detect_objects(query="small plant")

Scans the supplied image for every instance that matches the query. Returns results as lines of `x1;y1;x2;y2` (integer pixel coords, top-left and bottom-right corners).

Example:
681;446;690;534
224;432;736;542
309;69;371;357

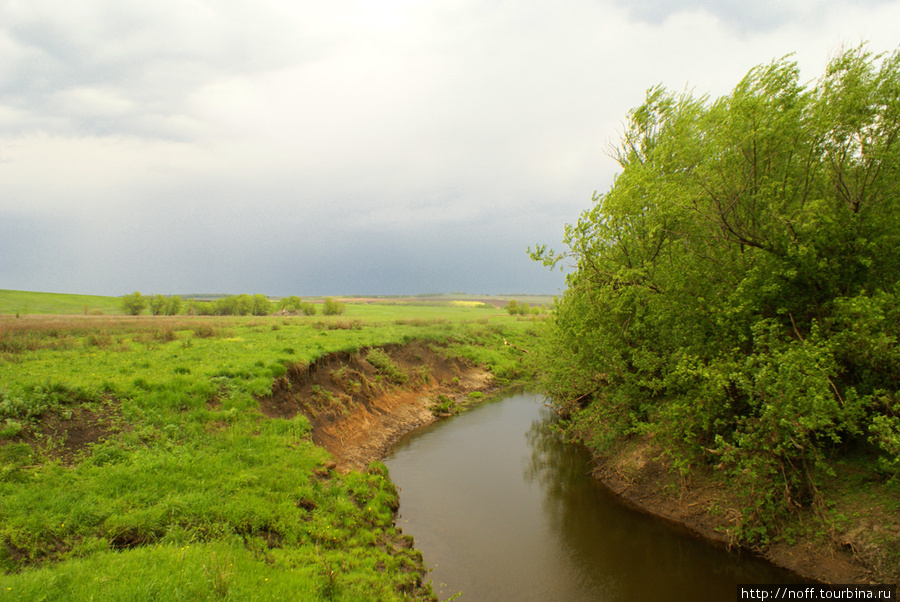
193;324;217;338
431;394;457;416
365;349;408;385
0;419;24;439
202;553;234;599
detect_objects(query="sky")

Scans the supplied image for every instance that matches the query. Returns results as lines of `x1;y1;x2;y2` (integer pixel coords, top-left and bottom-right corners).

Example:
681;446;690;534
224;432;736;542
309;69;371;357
1;1;899;297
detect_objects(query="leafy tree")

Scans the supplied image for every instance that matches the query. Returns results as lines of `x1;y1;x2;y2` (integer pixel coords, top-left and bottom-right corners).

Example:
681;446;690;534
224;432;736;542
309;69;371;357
149;294;167;316
504;300;531;315
533;45;900;540
121;291;147;316
278;296;303;312
323;297;346;316
164;296;183;316
252;294;272;316
234;294;253;316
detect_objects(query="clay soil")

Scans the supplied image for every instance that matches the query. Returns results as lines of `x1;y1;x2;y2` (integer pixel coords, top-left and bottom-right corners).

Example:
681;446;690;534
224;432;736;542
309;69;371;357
258;340;496;471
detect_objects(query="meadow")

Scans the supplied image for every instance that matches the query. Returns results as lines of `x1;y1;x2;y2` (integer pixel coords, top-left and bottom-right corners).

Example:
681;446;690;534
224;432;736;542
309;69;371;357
0;292;545;600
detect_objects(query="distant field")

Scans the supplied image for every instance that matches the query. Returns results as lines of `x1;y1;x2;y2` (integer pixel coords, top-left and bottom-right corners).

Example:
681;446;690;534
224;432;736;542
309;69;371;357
0;290;557;316
0;290;126;316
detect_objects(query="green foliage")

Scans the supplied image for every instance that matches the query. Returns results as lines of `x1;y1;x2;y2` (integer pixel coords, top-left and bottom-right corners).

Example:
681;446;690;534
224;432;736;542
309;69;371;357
277;296;317;316
148;294;165;316
366;348;408;385
323;298;346;316
504;299;529;315
535;45;900;542
252;294;272;316
121;291;147;316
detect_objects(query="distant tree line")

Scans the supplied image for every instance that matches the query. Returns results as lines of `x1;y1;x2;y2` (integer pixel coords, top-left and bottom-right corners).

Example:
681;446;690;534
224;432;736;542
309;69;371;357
504;299;545;316
119;292;343;316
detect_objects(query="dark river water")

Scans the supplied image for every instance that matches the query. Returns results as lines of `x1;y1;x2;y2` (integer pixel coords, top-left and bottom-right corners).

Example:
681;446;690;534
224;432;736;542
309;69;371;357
383;391;806;601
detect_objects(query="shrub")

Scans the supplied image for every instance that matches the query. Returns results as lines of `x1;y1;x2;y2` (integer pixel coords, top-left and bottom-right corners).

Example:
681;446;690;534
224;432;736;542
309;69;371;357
365;348;408;385
164;296;183;316
149;294;167;316
252;294;272;316
323;298;346;316
121;291;146;316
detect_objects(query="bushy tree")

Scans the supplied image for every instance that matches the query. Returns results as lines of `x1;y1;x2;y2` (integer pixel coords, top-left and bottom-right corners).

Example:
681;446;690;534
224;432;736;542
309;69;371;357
149;294;167;316
278;296;303;312
533;46;900;539
504;300;531;315
164;296;183;316
121;291;147;316
252;294;272;316
322;297;346;316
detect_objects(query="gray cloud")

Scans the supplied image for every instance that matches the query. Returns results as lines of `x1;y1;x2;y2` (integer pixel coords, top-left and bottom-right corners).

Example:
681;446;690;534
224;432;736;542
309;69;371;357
2;0;900;296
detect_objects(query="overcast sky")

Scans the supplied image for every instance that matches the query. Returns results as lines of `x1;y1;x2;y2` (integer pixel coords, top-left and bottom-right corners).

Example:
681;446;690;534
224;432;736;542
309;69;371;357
1;0;898;297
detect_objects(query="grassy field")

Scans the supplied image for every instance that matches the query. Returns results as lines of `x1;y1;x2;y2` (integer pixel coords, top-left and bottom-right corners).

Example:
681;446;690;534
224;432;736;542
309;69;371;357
0;290;127;316
0;290;556;317
0;295;546;600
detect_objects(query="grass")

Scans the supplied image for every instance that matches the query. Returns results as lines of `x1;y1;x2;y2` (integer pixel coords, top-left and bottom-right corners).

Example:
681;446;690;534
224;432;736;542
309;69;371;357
0;295;546;599
0;290;126;316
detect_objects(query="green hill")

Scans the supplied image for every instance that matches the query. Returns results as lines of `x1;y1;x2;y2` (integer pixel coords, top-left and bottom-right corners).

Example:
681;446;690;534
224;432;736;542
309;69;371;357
0;290;125;315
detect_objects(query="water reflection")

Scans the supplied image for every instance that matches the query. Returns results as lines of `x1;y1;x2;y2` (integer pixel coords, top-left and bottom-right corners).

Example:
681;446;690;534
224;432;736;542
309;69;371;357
523;399;806;600
386;392;805;601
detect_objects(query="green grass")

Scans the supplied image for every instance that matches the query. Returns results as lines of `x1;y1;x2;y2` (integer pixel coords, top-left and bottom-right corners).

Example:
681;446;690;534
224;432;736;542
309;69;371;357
0;301;546;599
0;290;126;316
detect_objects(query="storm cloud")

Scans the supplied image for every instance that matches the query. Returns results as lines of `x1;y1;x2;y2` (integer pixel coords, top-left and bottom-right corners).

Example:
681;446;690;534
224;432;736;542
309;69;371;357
2;0;899;296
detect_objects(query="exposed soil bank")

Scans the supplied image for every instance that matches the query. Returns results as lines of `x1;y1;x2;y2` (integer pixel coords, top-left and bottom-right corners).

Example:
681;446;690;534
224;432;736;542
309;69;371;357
258;340;495;471
591;436;894;585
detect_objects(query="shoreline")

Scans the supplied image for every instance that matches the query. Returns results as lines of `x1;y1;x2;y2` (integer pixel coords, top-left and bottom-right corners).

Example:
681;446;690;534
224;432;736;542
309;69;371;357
268;346;889;586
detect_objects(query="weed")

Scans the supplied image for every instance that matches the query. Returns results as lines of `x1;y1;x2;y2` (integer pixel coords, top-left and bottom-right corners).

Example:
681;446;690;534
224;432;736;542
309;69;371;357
365;349;408;385
193;324;218;338
431;394;457;416
0;418;23;438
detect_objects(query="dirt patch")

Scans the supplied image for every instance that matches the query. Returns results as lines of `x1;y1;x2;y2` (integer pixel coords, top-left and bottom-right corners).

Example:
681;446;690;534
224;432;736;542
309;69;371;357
258;341;496;470
2;402;123;464
592;436;878;584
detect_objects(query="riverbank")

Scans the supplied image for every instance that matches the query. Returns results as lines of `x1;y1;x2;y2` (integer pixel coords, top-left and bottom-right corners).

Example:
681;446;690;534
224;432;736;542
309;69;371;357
297;346;896;586
258;340;498;471
589;434;898;585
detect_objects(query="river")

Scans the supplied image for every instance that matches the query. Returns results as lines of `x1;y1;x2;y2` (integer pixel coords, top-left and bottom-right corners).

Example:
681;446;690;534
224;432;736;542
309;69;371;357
383;391;807;601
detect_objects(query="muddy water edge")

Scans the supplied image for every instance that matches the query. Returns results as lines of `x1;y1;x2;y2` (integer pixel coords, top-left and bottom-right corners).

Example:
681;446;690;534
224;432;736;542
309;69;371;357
384;391;808;601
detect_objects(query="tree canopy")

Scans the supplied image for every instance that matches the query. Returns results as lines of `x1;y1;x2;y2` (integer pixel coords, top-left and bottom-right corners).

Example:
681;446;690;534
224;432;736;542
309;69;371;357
533;46;900;539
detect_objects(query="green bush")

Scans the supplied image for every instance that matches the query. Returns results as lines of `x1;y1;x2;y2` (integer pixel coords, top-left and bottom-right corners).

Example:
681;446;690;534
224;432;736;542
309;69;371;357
322;298;346;316
121;291;146;316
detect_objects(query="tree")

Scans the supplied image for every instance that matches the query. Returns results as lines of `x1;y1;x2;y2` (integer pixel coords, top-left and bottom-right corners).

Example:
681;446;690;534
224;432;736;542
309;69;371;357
252;294;272;316
533;45;900;540
164;296;183;316
278;296;303;312
121;291;147;316
322;297;346;316
149;294;167;316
